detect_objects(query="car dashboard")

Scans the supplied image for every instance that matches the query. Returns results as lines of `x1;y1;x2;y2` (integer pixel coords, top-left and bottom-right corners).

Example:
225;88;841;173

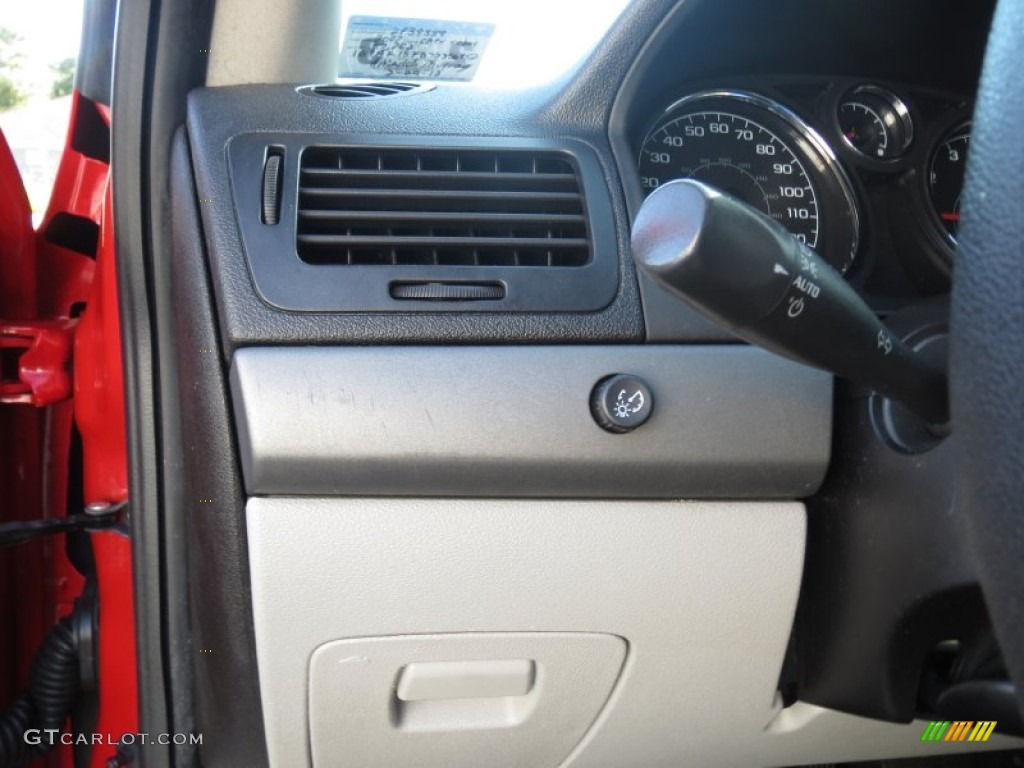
629;77;971;298
157;0;1023;766
610;0;991;339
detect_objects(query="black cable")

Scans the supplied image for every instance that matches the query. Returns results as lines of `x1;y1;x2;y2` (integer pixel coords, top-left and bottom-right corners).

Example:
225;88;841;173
0;618;80;767
0;694;33;767
29;619;79;733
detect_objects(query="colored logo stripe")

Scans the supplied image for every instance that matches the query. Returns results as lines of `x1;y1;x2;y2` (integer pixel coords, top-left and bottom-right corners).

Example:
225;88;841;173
921;721;997;742
969;721;998;742
945;721;973;741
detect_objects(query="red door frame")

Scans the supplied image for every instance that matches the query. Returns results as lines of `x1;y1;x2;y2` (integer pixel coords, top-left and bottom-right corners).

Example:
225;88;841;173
1;80;137;768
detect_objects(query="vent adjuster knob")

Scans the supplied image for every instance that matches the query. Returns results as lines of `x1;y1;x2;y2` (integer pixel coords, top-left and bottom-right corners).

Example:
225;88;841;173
262;152;283;225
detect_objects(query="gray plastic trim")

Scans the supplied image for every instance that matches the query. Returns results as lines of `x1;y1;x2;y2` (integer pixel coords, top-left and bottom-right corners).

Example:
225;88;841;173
247;498;808;767
207;0;340;86
230;345;833;498
309;633;626;768
248;498;1022;767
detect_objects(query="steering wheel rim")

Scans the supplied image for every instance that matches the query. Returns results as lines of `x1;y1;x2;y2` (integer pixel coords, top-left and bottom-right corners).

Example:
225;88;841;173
950;0;1024;719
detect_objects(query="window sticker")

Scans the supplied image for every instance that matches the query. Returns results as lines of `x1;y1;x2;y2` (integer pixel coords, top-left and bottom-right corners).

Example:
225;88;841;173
339;16;495;82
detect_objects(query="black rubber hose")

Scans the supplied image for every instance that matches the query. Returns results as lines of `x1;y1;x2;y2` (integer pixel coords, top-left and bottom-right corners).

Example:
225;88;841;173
28;619;79;732
0;694;34;767
0;618;80;767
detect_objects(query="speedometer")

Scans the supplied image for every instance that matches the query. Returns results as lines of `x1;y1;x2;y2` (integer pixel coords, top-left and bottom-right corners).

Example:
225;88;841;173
642;111;821;247
638;91;860;274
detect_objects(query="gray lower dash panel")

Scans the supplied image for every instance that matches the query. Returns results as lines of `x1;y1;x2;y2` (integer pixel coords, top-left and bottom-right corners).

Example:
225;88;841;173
230;345;832;498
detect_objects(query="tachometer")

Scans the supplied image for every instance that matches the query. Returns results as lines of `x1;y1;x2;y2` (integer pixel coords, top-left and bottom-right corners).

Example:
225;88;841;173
638;91;860;274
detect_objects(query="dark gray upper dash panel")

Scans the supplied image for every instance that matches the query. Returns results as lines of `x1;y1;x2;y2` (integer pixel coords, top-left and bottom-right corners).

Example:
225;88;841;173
186;85;645;351
182;0;731;353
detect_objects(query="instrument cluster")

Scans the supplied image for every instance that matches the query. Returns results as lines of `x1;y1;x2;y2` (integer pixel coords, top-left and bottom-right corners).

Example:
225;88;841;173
635;78;973;299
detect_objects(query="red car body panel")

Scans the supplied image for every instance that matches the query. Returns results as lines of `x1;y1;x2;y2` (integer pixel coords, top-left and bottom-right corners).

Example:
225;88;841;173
0;91;135;767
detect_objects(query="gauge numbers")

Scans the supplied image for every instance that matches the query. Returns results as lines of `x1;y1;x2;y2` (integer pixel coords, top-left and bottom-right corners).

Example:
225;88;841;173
638;91;859;274
640;112;821;249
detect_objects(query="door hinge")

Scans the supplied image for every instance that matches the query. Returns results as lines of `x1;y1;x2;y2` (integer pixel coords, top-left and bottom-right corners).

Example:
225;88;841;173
0;319;75;406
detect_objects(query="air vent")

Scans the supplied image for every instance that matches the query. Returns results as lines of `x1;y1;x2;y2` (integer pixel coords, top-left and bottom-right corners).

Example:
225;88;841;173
304;82;427;99
296;147;591;268
228;133;617;312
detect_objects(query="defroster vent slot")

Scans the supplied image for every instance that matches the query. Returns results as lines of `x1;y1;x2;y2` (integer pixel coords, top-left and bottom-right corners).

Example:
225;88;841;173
296;147;592;268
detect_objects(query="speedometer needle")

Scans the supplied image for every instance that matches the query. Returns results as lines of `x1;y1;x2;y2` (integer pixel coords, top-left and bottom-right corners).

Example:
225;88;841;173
941;212;960;222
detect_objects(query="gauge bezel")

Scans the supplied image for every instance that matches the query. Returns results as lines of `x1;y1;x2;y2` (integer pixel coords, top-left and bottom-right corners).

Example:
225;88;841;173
924;119;971;249
836;84;914;162
888;109;972;287
638;89;861;274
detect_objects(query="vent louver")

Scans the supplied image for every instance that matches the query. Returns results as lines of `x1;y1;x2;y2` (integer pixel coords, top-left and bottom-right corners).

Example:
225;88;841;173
306;82;426;99
296;147;592;267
